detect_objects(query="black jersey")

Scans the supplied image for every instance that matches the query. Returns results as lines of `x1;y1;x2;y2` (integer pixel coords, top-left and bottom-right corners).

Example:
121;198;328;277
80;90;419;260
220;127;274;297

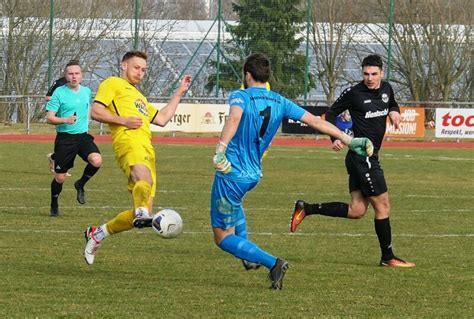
46;77;67;97
326;81;400;152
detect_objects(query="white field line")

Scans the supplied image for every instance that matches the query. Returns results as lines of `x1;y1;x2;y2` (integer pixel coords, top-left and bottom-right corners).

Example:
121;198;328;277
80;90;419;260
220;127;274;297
0;187;472;199
269;148;474;162
0;205;472;213
405;194;473;199
96;151;473;162
0;228;471;238
33;148;471;161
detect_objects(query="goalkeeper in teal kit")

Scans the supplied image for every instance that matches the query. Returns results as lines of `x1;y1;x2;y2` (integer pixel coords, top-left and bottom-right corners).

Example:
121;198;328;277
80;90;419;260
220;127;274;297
210;53;374;289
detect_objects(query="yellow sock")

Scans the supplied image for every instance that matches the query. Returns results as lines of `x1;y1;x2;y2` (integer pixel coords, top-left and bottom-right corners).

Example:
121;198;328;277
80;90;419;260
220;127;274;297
132;180;152;210
106;209;134;234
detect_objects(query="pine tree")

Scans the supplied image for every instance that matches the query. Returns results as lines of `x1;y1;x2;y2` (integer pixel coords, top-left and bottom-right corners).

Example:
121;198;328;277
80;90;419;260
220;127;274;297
207;0;313;99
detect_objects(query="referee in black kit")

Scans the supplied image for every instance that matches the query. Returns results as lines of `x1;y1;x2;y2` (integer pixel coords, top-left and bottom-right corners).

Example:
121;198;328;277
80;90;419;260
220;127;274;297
290;54;415;268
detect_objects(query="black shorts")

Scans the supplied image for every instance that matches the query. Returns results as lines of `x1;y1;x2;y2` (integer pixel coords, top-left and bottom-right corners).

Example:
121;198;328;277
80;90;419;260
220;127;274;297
53;133;100;173
345;151;387;197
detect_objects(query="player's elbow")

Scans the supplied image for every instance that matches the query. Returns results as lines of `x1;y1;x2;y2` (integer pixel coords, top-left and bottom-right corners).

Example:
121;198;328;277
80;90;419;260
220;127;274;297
305;115;324;131
229;116;241;127
45;114;55;124
90;108;101;122
153;117;167;127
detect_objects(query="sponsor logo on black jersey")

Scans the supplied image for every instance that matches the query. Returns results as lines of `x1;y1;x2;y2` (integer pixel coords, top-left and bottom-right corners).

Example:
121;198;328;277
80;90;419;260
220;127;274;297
365;109;388;118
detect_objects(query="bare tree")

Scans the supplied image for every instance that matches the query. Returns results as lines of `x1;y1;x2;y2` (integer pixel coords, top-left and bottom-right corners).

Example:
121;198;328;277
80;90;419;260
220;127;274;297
102;1;180;97
363;0;472;102
208;0;238;20
0;0;130;121
173;0;209;20
310;0;360;103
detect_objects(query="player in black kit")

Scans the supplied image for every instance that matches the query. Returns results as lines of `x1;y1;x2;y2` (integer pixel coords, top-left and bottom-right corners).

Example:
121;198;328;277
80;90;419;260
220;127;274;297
290;54;415;268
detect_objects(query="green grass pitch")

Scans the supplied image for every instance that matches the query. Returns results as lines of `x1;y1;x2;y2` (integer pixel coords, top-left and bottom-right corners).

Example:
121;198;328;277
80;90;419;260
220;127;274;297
0;141;472;317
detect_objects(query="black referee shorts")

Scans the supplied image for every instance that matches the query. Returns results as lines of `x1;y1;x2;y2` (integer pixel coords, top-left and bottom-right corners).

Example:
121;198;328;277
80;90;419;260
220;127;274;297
345;151;388;197
53;133;100;173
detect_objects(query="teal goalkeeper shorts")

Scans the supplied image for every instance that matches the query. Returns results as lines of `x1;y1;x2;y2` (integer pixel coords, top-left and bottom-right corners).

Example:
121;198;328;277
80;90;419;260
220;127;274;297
210;174;258;230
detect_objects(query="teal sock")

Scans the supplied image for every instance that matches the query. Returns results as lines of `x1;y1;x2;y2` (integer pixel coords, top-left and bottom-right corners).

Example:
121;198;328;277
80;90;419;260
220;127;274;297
235;218;247;239
219;234;277;269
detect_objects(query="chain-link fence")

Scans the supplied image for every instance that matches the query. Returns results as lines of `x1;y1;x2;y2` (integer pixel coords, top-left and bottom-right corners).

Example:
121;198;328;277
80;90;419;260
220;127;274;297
0;95;472;137
1;0;472;124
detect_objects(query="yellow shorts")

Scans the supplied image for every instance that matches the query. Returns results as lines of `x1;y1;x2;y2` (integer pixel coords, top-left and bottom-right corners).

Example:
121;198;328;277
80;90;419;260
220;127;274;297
113;136;156;196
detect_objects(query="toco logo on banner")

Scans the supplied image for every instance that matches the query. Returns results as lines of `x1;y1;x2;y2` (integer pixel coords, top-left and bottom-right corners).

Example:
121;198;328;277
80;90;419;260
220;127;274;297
435;108;474;138
385;107;425;137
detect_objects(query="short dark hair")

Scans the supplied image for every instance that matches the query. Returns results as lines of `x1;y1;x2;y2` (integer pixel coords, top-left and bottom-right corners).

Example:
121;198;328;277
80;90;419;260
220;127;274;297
122;51;148;62
361;54;383;69
65;59;81;70
243;53;271;83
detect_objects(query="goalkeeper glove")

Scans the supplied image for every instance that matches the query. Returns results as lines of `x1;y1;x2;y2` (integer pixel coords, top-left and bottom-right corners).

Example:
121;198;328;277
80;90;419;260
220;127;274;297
340;134;374;157
213;141;232;174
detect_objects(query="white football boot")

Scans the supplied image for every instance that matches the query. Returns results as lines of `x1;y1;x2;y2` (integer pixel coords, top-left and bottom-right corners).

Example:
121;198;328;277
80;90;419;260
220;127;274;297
84;226;101;265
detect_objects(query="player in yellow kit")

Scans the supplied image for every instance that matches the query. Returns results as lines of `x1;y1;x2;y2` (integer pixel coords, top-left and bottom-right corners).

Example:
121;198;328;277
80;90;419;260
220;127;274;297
83;51;191;265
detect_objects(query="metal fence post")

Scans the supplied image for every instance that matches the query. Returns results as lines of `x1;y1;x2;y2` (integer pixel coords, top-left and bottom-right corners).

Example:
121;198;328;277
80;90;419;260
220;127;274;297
386;0;394;81
304;0;312;105
133;0;140;50
48;0;55;88
26;96;31;134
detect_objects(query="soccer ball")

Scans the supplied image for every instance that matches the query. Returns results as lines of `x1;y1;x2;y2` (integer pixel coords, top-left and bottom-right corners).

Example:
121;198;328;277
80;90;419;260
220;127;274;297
151;209;183;239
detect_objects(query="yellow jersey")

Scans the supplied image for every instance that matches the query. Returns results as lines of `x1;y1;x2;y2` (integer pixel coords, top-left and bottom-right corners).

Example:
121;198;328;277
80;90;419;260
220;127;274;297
94;76;158;143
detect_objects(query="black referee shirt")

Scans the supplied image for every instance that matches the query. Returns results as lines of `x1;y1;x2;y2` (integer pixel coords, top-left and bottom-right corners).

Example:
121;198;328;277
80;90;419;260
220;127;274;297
325;81;400;152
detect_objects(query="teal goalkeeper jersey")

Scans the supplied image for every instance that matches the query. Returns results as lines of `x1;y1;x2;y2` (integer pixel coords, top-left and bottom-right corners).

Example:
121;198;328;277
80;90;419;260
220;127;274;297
220;87;306;183
46;85;92;134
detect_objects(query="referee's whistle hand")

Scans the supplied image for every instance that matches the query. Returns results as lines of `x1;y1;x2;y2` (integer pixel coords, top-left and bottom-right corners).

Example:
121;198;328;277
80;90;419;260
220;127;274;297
65;115;77;124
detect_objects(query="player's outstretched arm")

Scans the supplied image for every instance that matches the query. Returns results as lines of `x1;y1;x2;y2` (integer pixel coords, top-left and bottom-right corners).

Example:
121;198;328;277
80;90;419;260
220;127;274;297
300;111;373;157
91;102;142;128
153;75;192;127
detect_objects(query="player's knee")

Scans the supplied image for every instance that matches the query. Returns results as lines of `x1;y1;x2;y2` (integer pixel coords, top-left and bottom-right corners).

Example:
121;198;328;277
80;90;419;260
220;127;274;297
375;203;391;219
213;232;224;246
131;166;153;185
348;204;367;219
372;196;391;218
54;174;66;184
89;153;102;168
213;227;231;247
136;179;153;190
351;211;366;219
